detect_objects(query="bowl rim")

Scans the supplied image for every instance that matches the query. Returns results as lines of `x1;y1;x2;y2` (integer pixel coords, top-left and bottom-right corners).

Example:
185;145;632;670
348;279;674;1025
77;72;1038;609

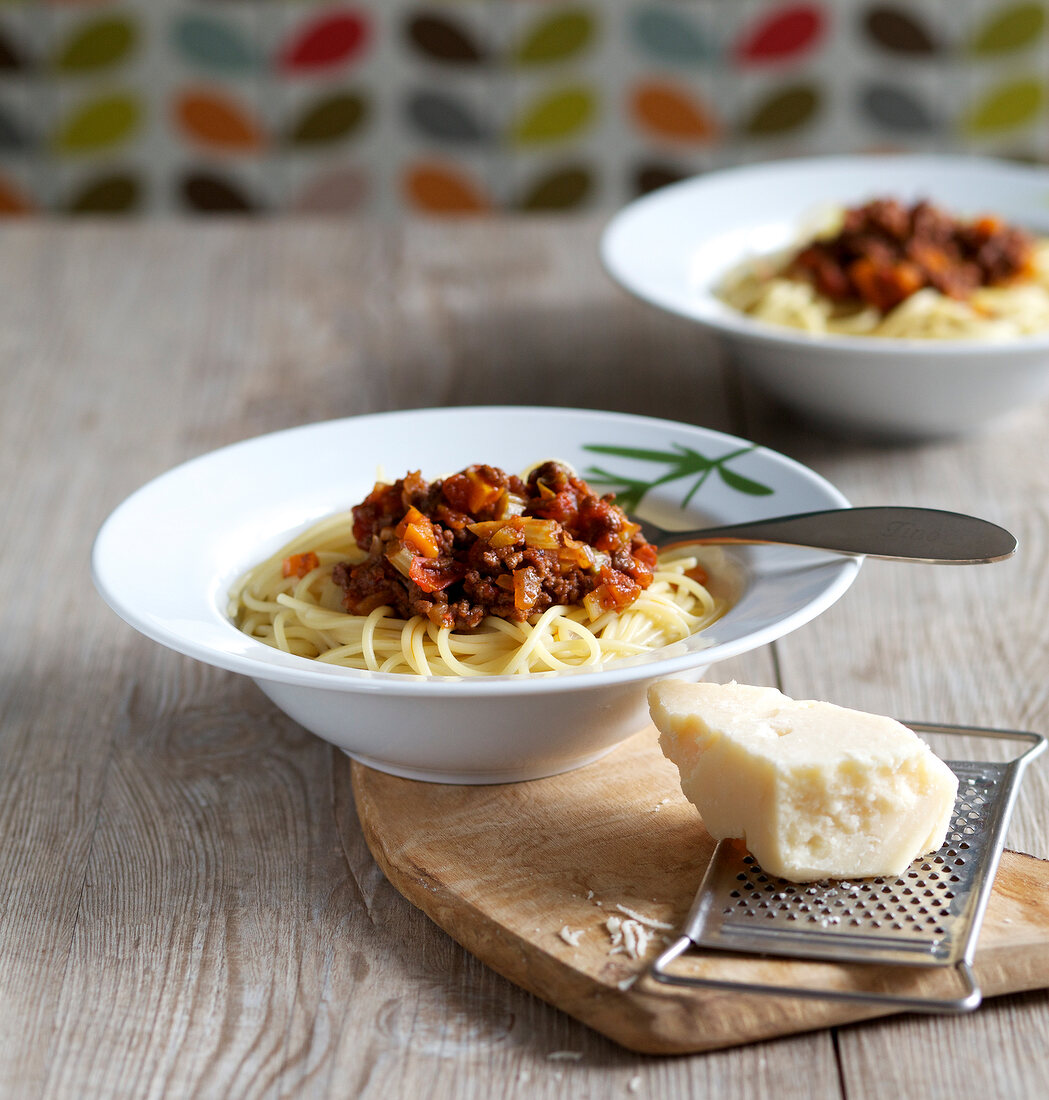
601;152;1049;357
91;406;860;698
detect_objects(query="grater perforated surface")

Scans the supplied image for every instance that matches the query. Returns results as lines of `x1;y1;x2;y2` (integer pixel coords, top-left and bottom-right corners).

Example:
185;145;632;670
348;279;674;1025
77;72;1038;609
687;762;1001;967
649;723;1046;1012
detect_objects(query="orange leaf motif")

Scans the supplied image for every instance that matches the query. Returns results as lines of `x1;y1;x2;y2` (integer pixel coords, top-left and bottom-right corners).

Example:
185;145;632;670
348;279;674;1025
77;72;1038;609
631;81;717;141
404;163;490;213
0;175;32;214
175;89;264;151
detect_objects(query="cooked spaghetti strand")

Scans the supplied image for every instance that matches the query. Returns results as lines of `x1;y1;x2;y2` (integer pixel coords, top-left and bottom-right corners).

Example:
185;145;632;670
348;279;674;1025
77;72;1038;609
230;515;725;676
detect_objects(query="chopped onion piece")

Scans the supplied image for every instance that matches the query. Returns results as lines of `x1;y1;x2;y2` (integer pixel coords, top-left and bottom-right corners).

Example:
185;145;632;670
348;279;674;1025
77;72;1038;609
385;543;415;578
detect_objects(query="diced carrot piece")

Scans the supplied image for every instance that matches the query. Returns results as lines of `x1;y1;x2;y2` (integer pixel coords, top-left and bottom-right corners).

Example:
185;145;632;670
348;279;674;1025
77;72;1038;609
396;506;440;557
282;551;319;578
972;215;1001;238
513;567;541;611
465;468;503;513
402;521;440;558
850;257;922;311
395;505;425;538
909;242;950;274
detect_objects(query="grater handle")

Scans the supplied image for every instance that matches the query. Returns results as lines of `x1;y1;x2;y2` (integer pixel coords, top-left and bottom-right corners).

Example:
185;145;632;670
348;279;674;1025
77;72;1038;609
647;941;982;1014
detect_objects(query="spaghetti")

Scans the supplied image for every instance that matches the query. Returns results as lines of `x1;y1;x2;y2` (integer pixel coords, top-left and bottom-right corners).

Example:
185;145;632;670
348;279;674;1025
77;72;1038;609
718;198;1049;340
229;463;726;677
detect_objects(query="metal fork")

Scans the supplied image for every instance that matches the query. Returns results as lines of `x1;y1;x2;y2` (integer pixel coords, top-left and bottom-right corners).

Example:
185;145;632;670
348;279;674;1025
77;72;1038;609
635;506;1016;564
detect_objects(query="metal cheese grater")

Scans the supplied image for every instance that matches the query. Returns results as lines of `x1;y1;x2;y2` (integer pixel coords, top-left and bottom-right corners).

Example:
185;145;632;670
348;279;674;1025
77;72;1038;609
649;722;1046;1013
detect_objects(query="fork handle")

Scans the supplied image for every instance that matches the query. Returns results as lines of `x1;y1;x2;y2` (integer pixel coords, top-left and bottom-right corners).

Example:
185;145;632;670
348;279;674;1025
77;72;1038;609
655;507;1016;564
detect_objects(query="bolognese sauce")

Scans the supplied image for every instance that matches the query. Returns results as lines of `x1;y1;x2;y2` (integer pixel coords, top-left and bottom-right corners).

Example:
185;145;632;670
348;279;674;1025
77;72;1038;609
788;198;1034;313
332;461;658;630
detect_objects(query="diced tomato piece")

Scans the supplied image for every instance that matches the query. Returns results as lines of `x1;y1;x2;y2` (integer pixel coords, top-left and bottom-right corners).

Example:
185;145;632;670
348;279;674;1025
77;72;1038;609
687;563;709;587
531;489;578;525
408;556;465;593
594;566;641;611
282;551;319;578
439;472;472;513
633;542;658;570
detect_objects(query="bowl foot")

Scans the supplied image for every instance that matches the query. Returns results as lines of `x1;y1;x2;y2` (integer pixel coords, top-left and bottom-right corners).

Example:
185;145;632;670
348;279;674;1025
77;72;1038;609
342;743;621;785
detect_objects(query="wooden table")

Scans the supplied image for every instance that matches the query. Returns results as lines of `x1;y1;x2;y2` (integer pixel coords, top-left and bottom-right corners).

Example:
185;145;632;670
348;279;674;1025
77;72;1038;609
2;219;1047;1098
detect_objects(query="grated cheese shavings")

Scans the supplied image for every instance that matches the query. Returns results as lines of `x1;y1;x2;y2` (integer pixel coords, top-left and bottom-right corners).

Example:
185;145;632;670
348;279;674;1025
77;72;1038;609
614;903;673;931
605;915;652;959
559;925;584;947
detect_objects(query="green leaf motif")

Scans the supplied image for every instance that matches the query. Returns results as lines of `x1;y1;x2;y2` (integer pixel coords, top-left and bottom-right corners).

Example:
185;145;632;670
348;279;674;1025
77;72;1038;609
584;445;699;466
288;92;368;146
581;471;652;513
68;172;142;214
964;78;1044;134
512;86;596;145
55;16;137;73
514;10;595;65
969;3;1045;56
55;93;141;153
717;467;775;497
583;442;773;512
517;165;592;211
745;84;820;136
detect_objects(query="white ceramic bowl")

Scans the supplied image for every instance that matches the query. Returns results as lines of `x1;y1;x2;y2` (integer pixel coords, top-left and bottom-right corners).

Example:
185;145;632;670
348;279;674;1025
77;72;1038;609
92;407;858;783
602;155;1049;438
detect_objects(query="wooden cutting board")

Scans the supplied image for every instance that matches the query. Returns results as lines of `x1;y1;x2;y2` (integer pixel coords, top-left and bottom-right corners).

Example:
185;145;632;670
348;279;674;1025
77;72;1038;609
345;727;1049;1054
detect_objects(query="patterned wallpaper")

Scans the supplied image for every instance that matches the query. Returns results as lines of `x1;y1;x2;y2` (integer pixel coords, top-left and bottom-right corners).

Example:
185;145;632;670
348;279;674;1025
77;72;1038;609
0;1;1047;216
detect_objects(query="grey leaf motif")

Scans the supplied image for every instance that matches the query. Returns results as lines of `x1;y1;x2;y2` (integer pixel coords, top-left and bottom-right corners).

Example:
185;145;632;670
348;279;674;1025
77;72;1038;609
405;88;490;145
860;84;938;133
0;105;33;150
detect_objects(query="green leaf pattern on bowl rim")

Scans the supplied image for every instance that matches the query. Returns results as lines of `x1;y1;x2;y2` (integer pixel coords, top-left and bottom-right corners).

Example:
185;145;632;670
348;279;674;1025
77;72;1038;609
583;442;774;513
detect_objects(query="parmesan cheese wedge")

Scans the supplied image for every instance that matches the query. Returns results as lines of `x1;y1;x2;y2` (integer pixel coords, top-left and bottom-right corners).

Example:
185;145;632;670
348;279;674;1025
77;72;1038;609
648;680;958;882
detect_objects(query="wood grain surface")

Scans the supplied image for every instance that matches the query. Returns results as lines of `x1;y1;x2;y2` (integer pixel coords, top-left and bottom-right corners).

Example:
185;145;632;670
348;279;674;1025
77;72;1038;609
350;727;1049;1054
2;220;1047;1099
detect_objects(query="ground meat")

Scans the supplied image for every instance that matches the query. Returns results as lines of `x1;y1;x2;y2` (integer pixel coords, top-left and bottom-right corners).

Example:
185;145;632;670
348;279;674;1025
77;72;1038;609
788;198;1034;313
333;462;657;631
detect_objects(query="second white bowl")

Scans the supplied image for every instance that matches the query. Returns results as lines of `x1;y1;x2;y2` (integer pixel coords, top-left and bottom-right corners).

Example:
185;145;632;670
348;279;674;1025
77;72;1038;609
602;155;1049;438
